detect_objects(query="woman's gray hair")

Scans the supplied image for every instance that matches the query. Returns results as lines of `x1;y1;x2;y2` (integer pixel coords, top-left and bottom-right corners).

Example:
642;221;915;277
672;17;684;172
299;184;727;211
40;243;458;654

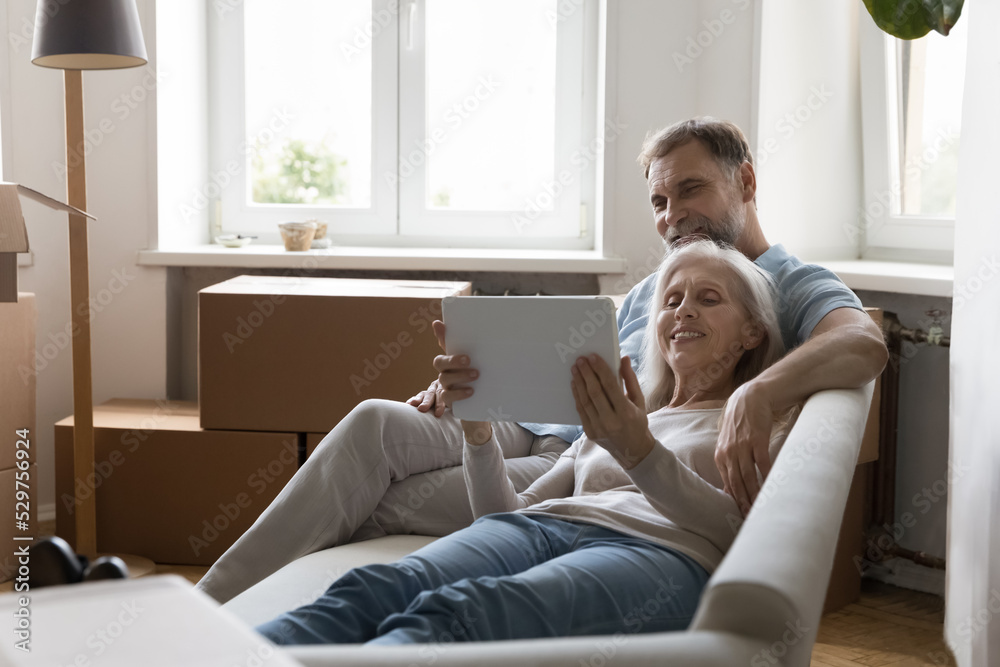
638;239;785;411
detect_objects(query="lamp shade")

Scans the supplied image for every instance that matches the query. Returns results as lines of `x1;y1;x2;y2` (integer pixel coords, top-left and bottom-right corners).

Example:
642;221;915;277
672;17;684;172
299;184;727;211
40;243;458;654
31;0;147;70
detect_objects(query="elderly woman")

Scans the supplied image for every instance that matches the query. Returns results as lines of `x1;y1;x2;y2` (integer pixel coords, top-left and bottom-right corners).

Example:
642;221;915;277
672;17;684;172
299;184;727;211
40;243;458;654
254;239;788;646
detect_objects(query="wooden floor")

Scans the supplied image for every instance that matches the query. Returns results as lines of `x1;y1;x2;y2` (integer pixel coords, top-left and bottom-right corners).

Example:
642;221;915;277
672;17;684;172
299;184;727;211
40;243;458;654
8;521;955;664
811;579;954;666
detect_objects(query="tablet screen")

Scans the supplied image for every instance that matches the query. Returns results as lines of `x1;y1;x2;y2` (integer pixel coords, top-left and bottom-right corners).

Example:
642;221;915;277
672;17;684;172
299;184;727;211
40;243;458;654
443;296;621;425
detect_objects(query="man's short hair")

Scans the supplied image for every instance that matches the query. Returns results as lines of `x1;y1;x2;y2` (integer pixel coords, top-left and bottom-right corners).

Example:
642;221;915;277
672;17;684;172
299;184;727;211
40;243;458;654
637;117;753;179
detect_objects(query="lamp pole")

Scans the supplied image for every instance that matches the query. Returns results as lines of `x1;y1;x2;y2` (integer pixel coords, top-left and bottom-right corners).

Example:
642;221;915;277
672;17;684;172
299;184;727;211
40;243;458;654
63;68;98;558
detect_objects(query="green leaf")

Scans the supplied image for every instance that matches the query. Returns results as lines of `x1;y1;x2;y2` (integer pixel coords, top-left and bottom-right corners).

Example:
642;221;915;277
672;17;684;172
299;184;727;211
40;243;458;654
863;0;965;40
920;0;964;36
863;0;932;40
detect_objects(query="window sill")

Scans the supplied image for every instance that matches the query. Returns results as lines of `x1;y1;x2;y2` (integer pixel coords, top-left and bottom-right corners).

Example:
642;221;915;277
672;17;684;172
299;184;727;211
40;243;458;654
810;259;953;298
137;244;627;274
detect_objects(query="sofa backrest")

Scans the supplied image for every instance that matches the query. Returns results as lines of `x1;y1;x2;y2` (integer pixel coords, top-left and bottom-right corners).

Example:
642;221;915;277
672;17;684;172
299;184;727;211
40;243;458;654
689;384;874;667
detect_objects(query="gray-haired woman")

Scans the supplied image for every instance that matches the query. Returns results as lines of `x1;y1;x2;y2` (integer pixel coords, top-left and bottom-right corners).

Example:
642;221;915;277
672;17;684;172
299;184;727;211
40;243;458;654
256;239;788;646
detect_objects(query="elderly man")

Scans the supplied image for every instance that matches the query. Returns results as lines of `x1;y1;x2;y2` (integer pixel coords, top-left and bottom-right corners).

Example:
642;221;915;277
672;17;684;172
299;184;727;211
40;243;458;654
197;117;887;604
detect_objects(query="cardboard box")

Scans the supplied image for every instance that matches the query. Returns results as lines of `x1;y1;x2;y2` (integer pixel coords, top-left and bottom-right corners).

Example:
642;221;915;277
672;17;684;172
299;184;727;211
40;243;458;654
0;294;36;470
818;307;883;611
0;464;37;584
199;276;470;433
305;432;325;459
0;183;94;302
55;399;298;566
823;462;868;612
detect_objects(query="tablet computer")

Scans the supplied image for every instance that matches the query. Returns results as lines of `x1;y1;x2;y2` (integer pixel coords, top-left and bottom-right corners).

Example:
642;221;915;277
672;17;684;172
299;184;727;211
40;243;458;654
442;296;621;425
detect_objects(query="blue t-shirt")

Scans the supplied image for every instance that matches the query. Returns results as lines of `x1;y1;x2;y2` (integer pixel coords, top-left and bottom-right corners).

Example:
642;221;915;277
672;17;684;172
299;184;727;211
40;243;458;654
519;244;863;442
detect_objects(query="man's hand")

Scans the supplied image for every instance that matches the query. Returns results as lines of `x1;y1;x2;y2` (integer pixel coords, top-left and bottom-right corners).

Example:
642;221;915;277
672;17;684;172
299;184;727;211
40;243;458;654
406;378;448;416
416;320;491;444
571;354;655;469
715;307;888;517
715;381;775;517
405;319;475;418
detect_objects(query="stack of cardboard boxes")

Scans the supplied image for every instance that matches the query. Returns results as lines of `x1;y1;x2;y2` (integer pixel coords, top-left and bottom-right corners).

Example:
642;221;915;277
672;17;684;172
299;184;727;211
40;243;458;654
1;294;38;584
54;277;469;566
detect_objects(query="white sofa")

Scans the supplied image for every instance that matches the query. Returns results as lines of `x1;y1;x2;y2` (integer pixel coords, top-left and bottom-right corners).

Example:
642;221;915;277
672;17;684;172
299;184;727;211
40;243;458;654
223;384;873;667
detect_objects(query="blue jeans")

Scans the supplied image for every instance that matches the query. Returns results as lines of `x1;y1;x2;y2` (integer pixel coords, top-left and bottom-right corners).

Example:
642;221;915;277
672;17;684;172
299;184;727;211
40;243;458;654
254;513;710;645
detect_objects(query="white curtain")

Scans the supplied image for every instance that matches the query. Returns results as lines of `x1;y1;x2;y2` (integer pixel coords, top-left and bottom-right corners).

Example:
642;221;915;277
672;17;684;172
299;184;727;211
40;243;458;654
946;1;1000;665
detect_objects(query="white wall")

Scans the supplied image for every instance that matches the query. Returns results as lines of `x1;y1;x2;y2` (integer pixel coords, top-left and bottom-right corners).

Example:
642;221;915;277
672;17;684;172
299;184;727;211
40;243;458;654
755;0;863;260
601;0;757;294
6;0;166;515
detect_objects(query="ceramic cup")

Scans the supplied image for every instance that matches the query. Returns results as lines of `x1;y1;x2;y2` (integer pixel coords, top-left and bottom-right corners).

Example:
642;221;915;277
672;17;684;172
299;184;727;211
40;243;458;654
306;219;328;240
278;221;317;251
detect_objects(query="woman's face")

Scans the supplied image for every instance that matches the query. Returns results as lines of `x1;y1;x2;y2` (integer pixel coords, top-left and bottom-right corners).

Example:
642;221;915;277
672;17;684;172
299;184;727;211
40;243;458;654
654;258;759;381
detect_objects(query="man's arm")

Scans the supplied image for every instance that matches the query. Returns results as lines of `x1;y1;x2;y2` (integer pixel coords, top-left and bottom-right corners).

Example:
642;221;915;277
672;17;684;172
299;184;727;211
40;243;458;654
716;307;888;515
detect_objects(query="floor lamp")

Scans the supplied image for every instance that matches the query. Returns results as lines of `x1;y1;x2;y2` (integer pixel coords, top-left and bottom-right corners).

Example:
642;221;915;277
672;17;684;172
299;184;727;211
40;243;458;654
31;0;152;572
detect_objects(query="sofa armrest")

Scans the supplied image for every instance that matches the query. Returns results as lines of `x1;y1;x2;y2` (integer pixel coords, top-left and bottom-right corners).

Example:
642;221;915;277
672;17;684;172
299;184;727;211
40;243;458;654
689;383;875;667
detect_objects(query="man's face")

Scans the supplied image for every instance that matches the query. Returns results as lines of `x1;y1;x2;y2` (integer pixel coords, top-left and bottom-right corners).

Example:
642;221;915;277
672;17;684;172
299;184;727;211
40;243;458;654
647;140;746;246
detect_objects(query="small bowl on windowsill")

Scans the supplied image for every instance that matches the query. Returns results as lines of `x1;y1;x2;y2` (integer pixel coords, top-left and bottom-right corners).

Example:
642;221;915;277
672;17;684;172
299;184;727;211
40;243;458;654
278;221;317;251
215;234;256;248
304;219;331;249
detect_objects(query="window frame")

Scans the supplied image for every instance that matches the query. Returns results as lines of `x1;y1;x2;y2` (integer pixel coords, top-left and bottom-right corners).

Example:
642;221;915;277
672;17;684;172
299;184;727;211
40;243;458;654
858;13;957;262
209;0;399;241
397;0;591;246
207;0;598;250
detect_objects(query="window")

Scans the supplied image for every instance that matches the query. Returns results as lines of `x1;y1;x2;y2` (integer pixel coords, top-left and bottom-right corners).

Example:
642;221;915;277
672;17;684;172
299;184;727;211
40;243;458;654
859;9;968;261
209;0;599;249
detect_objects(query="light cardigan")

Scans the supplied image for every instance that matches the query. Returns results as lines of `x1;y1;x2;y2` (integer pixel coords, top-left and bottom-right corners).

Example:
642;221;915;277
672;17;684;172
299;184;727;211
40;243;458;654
463;407;787;574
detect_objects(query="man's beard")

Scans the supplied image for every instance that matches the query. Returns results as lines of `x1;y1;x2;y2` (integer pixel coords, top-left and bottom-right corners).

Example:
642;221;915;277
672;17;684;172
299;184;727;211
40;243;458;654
665;207;743;248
